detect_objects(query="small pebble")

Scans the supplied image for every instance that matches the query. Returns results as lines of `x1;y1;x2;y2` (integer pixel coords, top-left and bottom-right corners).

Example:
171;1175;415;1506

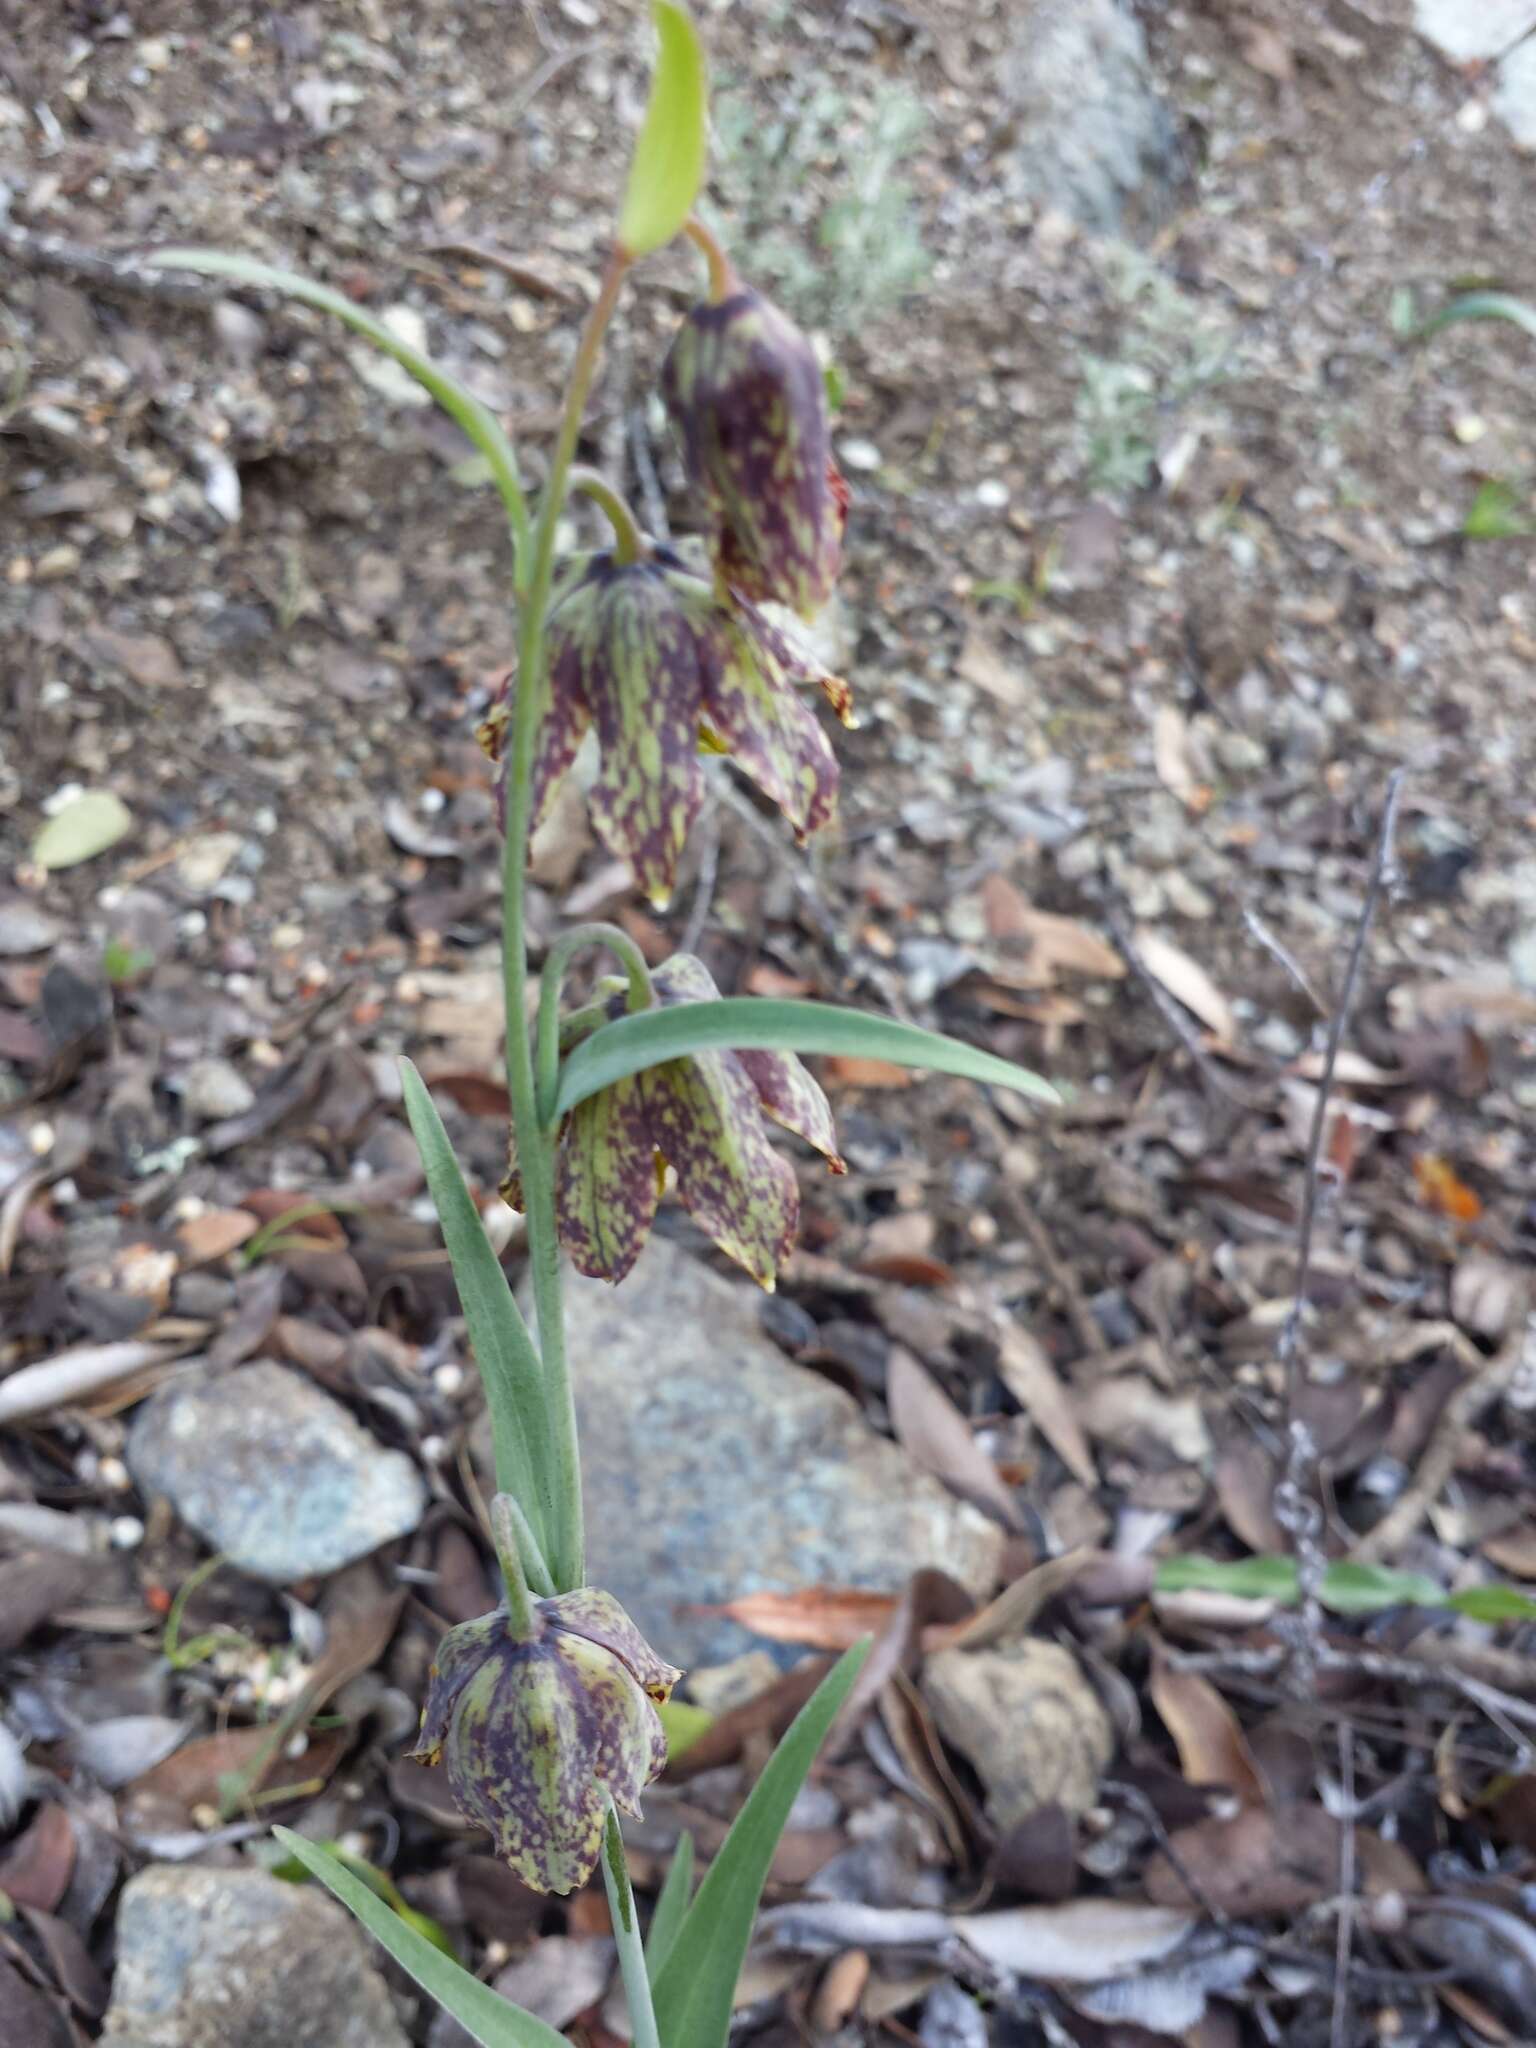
98;1456;131;1492
432;1362;464;1398
109;1515;145;1550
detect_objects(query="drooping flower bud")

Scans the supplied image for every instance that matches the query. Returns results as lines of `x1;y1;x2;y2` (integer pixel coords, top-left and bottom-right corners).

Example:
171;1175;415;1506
544;951;845;1289
662;285;846;619
408;1588;681;1895
477;546;848;907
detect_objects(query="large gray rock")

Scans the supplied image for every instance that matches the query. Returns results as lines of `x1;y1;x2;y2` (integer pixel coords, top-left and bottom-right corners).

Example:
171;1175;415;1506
997;0;1180;236
1414;0;1536;64
127;1359;425;1583
100;1865;409;2048
538;1238;1002;1667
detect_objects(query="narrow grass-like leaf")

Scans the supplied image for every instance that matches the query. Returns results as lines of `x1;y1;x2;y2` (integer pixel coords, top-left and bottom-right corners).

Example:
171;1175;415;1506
1448;1582;1536;1623
651;1640;869;2048
645;1830;694;1977
1417;290;1536;344
1156;1553;1536;1622
617;3;707;259
553;998;1058;1121
1155;1554;1302;1604
1464;478;1534;540
147;250;529;561
271;1830;565;2048
400;1059;551;1563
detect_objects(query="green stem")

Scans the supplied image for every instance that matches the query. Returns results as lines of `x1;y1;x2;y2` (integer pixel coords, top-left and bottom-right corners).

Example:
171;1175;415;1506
536;922;655;1122
489;1495;541;1638
683;215;735;302
503;246;630;1595
568;466;647;563
489;1488;555;1599
602;1804;661;2048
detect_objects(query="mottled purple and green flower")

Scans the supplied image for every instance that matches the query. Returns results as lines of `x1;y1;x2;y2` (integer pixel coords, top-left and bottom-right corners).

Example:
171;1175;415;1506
511;952;845;1289
478;546;848;907
408;1587;680;1896
663;281;847;620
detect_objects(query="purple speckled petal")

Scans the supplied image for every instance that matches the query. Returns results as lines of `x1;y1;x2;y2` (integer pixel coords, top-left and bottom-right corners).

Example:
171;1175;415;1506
576;560;709;906
699;599;841;842
556;1076;660;1284
544;1588;683;1702
650;950;722;1006
406;1609;510;1766
639;1049;799;1290
735;1047;844;1171
662;288;842;619
442;1640;595;1893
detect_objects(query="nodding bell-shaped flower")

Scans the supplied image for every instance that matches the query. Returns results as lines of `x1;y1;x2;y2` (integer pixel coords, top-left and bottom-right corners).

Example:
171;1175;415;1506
515;951;846;1290
408;1588;681;1896
478;545;849;908
662;281;847;620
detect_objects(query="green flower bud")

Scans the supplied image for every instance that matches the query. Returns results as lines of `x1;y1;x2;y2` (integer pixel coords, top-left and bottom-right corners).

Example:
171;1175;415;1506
549;951;846;1289
662;285;846;619
478;545;849;907
408;1589;681;1896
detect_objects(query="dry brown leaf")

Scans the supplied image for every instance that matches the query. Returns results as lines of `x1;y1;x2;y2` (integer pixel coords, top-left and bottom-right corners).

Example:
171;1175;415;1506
666;1657;834;1781
128;1724;352;1811
1149;1646;1268;1805
1133;929;1237;1043
955;1898;1198;1980
981;878;1124;982
1238;18;1295;82
956;630;1029;707
811;1951;871;2035
681;1586;898;1651
1145;1803;1423;1917
175;1209;259;1266
421;1070;512;1118
1152;703;1210;812
993;1322;1098;1488
0;1801;75;1913
934;1549;1113;1653
1481;1523;1536;1580
887;1347;1025;1531
1212;1436;1285;1554
820;1055;914;1090
1400;978;1536;1032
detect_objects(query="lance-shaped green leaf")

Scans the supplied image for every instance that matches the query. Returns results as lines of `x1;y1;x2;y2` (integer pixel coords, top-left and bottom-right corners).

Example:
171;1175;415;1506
399;1060;550;1565
551;954;845;1288
491;547;844;906
617;3;708;260
1155;1553;1536;1623
652;1640;869;2048
408;1589;680;1896
147;250;529;562
1415;290;1536;345
646;1830;695;1976
554;995;1060;1120
271;1829;566;2048
664;282;846;619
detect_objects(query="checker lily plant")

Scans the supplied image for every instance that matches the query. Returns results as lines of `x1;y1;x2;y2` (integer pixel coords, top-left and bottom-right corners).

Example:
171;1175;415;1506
156;11;1054;2045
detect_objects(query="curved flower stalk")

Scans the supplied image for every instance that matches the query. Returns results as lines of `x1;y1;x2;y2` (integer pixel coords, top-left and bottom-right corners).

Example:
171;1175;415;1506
478;544;849;907
512;952;846;1288
409;1586;681;1896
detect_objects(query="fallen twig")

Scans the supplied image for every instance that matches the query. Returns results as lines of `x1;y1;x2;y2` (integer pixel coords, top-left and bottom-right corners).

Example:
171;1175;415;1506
1351;1302;1530;1564
1279;769;1405;1380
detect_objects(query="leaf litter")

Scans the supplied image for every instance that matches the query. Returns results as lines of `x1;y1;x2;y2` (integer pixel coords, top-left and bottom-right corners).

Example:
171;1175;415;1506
4;2;1536;2041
